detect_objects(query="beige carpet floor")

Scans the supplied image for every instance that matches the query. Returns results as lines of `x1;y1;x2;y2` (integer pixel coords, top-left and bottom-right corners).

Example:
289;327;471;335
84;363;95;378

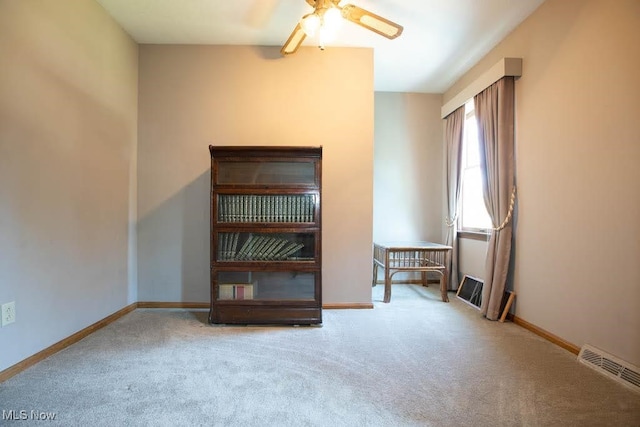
1;284;639;426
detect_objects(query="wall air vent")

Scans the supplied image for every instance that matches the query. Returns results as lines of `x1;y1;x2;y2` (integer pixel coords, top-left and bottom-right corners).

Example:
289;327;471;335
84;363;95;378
578;344;640;393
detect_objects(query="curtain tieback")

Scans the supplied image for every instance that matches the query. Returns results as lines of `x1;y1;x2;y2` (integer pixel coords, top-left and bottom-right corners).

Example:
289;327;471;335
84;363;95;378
445;214;458;227
492;186;517;231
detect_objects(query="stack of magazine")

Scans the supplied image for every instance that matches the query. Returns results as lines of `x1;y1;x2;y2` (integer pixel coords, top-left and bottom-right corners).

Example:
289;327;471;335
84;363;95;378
218;233;305;261
218;194;315;223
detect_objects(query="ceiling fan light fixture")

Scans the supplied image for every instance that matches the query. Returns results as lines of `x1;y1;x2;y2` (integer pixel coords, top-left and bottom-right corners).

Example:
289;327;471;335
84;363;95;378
300;13;321;36
317;25;335;49
323;7;342;31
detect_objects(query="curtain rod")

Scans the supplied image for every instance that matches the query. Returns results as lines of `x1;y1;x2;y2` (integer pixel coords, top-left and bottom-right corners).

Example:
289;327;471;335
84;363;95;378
441;57;522;119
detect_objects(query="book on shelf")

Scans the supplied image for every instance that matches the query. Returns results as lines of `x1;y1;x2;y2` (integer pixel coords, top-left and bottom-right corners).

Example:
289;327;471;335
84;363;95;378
250;195;256;222
280;242;305;259
262;196;274;222
283;196;288;222
265;239;288;260
218;233;224;259
309;195;314;221
218;282;257;300
244;235;264;260
257;237;278;260
282;195;287;222
218;196;225;221
296;195;301;222
226;233;233;259
230;232;239;259
219;195;228;222
260;196;266;222
222;195;229;222
243;195;248;222
252;236;271;260
301;195;306;222
236;234;254;259
272;196;279;222
270;241;304;260
227;195;234;222
218;233;228;260
302;195;307;222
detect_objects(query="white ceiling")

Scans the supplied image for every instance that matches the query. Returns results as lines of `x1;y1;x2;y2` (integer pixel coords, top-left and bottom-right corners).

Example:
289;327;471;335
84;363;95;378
95;0;545;93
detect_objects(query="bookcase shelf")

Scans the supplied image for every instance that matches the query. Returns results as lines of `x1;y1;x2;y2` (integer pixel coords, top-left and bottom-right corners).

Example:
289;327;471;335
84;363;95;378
209;146;322;325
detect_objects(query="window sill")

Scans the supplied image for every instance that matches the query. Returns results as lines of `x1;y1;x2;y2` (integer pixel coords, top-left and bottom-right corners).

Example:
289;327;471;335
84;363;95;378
458;230;490;241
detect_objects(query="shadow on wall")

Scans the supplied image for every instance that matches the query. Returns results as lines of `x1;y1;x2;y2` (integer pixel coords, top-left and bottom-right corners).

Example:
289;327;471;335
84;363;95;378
137;170;210;303
250;45;283;61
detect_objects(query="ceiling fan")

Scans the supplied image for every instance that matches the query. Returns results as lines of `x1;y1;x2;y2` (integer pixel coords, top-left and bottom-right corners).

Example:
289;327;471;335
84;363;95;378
281;0;403;55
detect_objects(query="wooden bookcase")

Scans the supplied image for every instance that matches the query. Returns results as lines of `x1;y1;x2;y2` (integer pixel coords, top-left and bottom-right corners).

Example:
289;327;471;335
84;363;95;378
208;146;322;325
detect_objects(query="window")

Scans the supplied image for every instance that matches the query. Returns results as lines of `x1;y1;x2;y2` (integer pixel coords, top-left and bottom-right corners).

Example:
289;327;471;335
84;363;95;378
459;101;492;233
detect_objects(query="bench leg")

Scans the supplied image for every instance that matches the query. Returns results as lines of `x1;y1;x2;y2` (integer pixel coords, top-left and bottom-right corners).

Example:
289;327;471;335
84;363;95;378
383;268;391;303
440;273;449;302
372;263;378;287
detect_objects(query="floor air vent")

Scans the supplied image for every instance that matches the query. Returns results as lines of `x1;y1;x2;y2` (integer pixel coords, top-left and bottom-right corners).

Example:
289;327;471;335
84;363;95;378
578;344;640;393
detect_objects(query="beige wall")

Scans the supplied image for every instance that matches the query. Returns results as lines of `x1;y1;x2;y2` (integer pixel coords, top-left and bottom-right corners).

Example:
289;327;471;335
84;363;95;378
458;238;488;282
444;0;640;366
137;45;374;304
0;0;138;371
373;92;444;243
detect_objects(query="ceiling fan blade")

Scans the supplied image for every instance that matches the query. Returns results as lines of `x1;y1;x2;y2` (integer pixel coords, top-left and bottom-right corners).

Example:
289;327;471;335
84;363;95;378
341;4;403;39
281;22;307;55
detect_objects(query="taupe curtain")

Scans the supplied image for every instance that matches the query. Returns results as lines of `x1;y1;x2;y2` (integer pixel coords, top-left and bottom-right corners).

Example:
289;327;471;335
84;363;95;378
474;77;516;320
444;106;465;290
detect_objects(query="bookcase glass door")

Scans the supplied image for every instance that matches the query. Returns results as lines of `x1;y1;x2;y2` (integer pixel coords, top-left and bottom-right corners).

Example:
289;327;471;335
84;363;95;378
216;271;316;301
216;232;315;262
217;161;316;185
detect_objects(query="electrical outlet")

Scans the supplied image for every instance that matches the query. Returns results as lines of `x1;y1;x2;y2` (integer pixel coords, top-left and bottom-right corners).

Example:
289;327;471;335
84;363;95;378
1;301;15;326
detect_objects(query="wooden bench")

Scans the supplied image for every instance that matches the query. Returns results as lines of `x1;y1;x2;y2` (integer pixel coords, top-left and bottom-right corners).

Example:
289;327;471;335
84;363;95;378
372;241;452;303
